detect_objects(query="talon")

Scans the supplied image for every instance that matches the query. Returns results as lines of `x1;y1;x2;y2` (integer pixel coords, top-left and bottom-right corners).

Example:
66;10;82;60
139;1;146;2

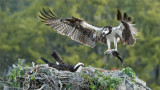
104;49;112;55
112;50;124;65
112;49;117;52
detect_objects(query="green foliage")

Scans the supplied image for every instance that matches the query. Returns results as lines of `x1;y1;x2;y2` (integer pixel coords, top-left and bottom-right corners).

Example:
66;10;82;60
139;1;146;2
65;83;72;90
81;70;123;90
0;0;160;89
30;74;36;80
7;59;29;88
81;73;96;90
7;59;23;87
122;67;136;83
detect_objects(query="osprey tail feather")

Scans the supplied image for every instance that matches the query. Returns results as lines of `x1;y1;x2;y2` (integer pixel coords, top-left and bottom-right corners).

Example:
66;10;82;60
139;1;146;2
41;57;50;64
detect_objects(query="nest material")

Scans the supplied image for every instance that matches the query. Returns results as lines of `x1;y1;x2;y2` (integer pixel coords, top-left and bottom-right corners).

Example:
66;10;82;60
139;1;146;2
4;64;150;90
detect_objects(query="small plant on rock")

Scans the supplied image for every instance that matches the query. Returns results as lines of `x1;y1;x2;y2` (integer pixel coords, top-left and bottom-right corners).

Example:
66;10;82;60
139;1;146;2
81;70;124;90
122;67;136;83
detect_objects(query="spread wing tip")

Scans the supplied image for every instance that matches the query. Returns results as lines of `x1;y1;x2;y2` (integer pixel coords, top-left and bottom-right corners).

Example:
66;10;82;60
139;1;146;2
39;8;57;20
117;9;136;24
117;9;122;21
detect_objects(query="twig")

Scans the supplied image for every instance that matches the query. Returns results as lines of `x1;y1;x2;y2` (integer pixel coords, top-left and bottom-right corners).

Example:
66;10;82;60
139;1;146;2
35;84;46;90
58;80;63;90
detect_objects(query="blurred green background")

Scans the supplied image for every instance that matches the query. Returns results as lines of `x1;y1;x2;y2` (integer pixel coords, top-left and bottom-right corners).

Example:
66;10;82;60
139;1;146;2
0;0;160;89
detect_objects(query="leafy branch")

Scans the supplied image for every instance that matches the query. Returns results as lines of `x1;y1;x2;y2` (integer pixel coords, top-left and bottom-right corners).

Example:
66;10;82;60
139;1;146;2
7;59;30;88
81;70;124;90
122;67;136;83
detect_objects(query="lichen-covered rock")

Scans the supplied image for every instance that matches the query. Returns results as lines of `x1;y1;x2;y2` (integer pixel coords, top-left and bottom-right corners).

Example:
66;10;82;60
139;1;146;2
4;64;151;90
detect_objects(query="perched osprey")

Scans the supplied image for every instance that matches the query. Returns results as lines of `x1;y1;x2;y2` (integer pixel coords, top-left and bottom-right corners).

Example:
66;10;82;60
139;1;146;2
39;9;137;55
41;50;85;72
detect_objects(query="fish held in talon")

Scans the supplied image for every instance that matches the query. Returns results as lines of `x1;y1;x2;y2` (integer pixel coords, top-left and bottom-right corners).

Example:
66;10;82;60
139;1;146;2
111;50;124;65
104;49;124;65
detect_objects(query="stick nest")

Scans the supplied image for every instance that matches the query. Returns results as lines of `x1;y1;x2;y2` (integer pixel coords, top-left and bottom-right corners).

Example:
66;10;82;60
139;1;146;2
4;62;151;90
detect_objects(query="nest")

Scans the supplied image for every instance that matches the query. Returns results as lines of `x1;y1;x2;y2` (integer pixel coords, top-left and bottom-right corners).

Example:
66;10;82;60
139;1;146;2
4;63;151;90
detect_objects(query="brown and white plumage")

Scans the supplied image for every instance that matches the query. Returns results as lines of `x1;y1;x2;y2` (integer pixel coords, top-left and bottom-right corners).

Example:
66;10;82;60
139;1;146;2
39;9;103;48
102;9;138;54
39;9;138;55
117;10;137;45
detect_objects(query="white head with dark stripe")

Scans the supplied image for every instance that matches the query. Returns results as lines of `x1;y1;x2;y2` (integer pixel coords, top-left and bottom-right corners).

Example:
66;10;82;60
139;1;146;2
74;62;85;72
102;26;112;37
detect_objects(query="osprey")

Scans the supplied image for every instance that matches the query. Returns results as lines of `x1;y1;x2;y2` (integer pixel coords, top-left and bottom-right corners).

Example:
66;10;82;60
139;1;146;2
39;9;138;55
41;50;85;72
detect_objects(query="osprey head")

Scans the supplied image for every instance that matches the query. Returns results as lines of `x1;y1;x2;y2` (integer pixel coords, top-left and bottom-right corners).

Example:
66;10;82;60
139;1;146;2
74;62;85;69
74;62;85;72
102;26;112;38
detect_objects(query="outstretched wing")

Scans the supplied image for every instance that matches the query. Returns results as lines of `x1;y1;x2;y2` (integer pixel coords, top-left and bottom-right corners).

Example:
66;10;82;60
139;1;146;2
39;9;103;48
116;9;138;45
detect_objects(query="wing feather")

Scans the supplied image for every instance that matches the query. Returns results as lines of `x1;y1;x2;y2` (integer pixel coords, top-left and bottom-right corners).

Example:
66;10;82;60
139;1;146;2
65;25;73;35
117;9;122;21
39;9;100;47
43;8;53;18
121;21;136;45
51;50;64;64
123;13;128;21
115;9;138;45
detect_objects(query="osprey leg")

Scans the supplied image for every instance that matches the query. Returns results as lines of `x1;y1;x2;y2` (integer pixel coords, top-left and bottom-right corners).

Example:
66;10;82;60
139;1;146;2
104;39;112;55
114;37;118;51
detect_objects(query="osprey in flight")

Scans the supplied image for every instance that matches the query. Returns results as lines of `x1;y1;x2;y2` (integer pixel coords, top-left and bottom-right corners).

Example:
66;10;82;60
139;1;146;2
39;9;137;55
